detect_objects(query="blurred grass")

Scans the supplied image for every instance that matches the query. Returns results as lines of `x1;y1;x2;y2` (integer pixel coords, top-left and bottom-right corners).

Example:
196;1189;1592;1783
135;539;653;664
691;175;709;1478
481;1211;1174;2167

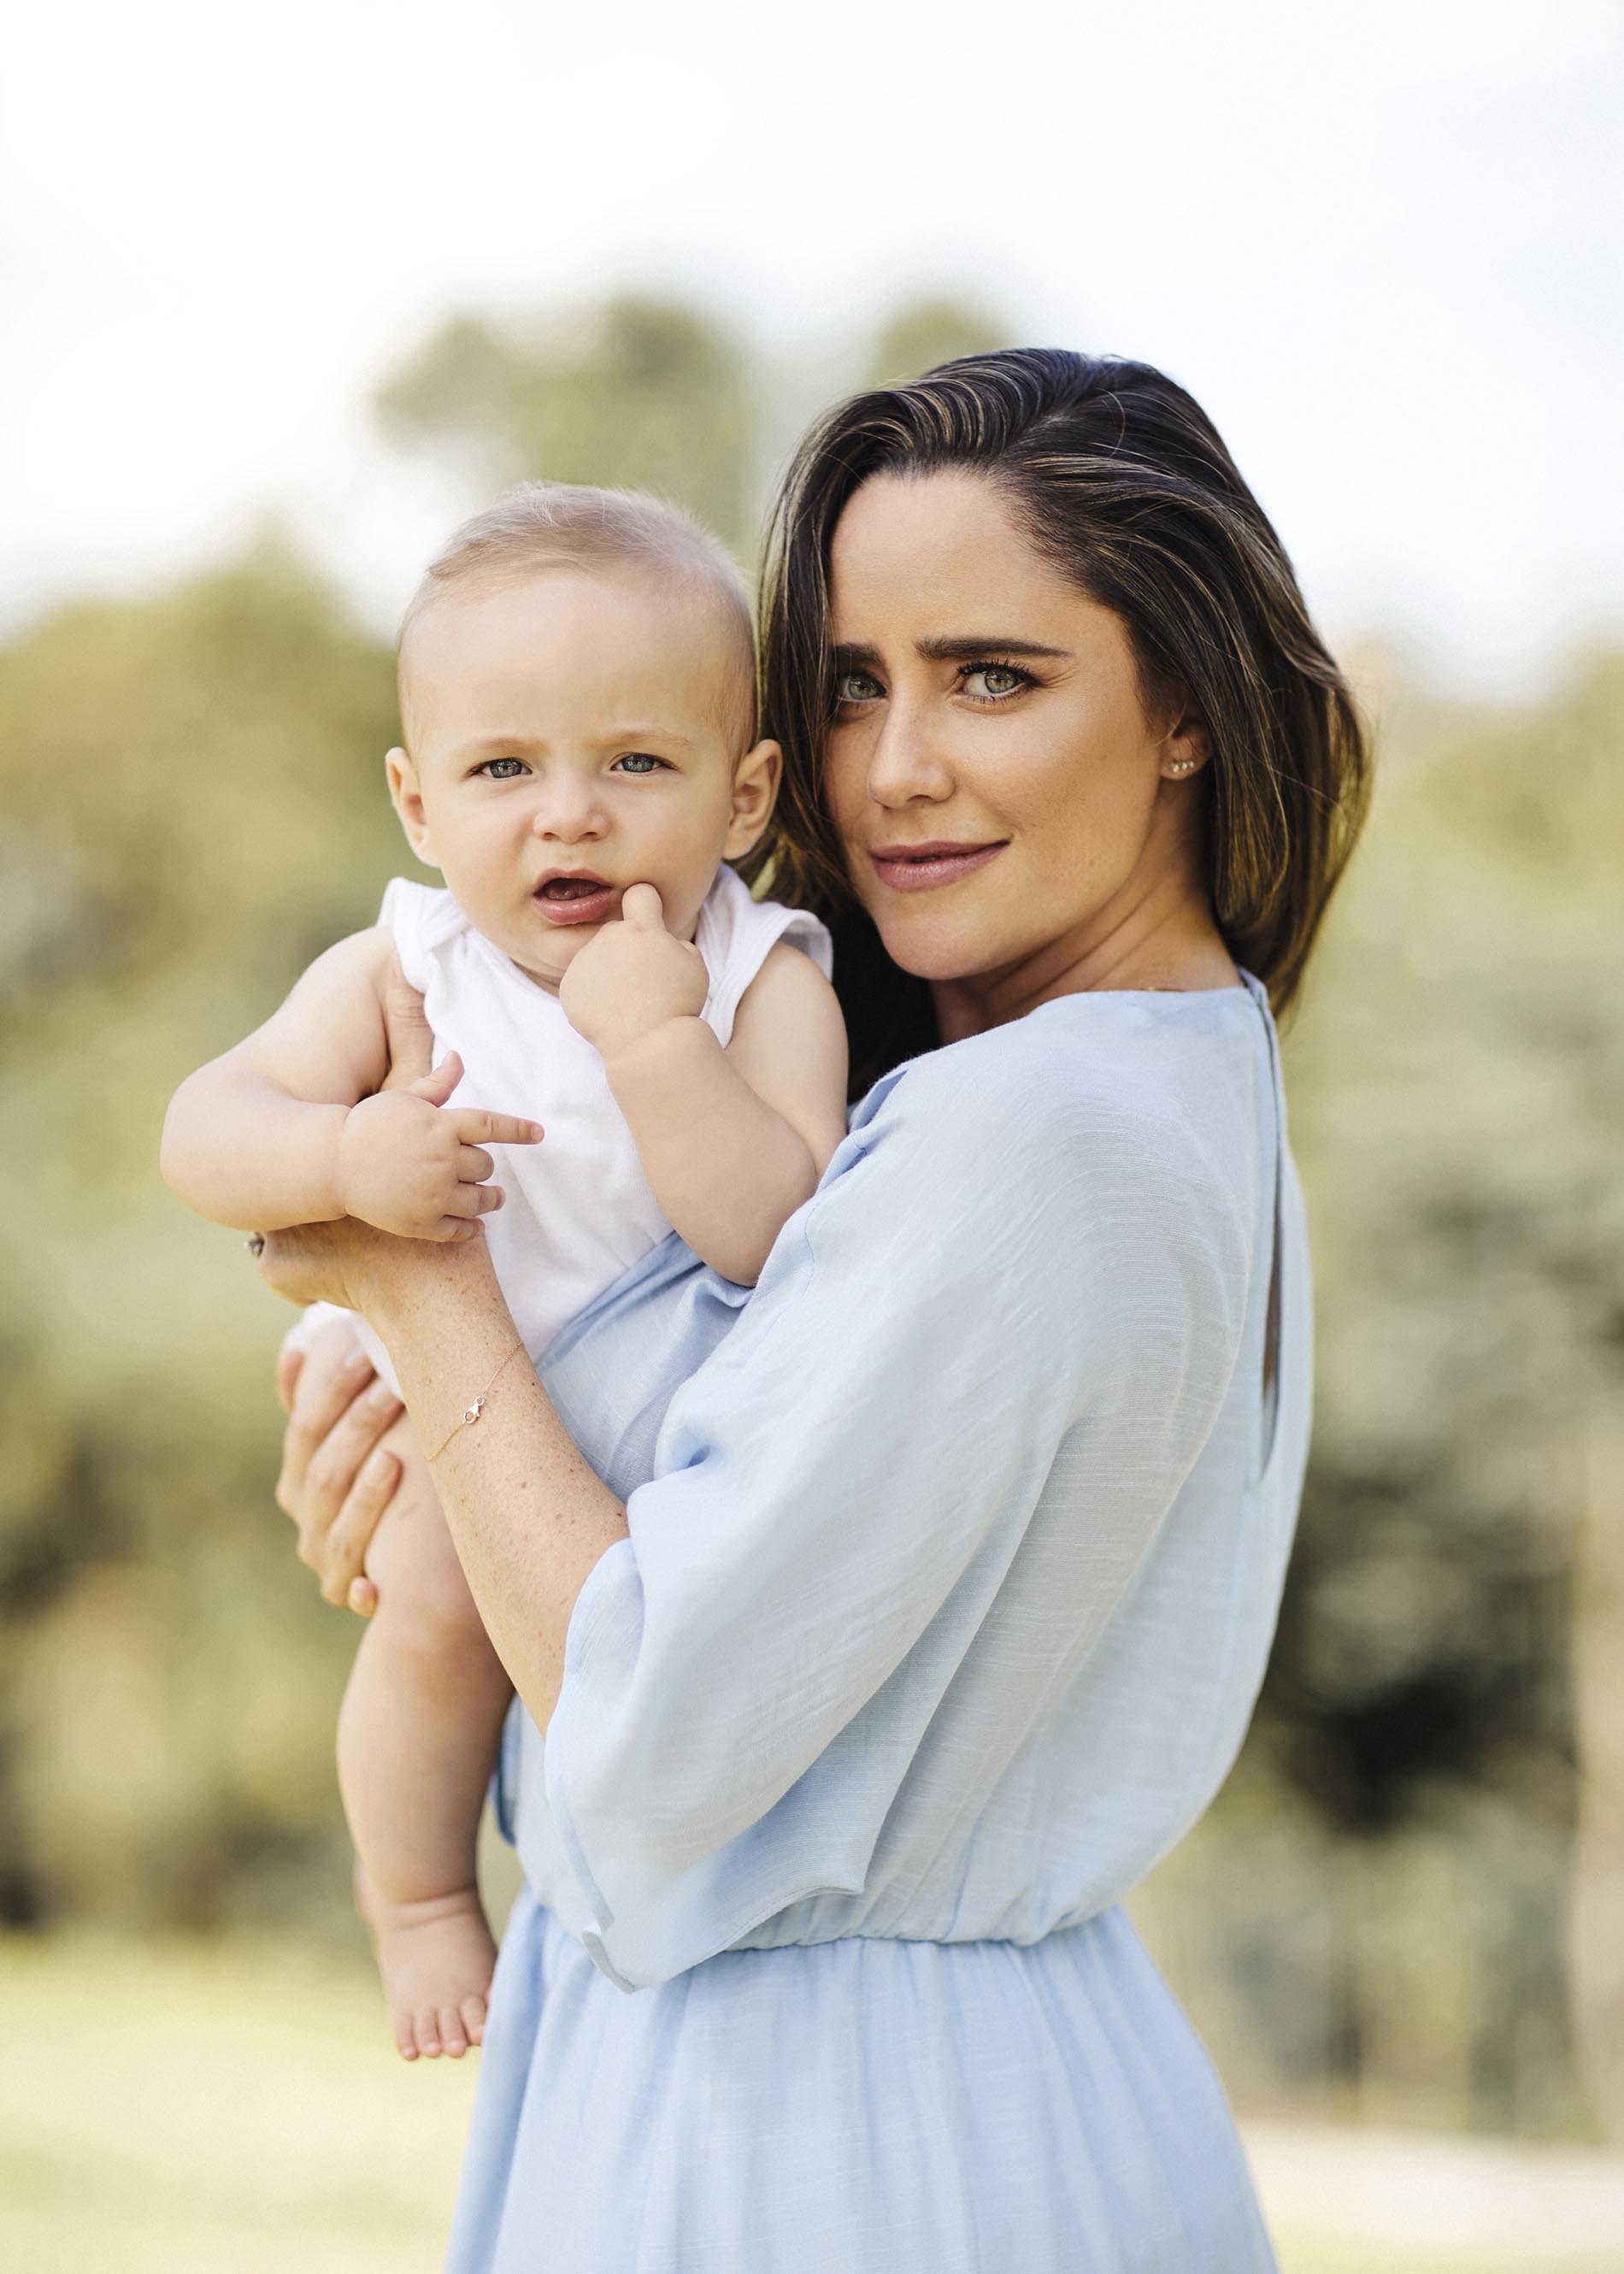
0;1935;474;2272
4;1935;1619;2274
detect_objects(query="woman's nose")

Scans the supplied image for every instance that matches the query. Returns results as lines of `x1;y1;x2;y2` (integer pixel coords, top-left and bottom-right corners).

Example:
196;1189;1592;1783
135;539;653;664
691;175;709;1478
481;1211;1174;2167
865;700;955;809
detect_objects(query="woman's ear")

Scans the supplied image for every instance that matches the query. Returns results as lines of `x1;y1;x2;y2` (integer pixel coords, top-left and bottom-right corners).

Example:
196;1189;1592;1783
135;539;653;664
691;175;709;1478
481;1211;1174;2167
1160;710;1214;782
385;747;439;868
723;739;784;860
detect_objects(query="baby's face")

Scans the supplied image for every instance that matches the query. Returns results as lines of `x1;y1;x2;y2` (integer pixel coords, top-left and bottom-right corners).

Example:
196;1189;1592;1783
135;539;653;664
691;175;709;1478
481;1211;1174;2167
391;567;772;991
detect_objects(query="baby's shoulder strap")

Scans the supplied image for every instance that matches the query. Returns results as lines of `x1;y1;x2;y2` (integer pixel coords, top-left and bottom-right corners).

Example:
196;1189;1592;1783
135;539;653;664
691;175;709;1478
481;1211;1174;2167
695;865;834;1047
375;878;468;996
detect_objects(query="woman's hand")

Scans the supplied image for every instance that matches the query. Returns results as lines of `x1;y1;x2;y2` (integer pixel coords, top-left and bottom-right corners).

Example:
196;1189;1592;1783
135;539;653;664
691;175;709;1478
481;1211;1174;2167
274;1313;403;1612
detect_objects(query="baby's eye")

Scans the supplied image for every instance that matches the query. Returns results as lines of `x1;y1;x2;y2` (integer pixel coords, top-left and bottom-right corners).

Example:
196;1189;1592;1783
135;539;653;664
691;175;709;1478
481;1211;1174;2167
611;752;670;775
476;757;530;780
835;669;884;705
962;663;1031;701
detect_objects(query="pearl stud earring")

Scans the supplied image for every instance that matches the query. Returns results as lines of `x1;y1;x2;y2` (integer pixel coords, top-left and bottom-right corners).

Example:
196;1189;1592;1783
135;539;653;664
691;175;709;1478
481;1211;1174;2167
1168;757;1198;776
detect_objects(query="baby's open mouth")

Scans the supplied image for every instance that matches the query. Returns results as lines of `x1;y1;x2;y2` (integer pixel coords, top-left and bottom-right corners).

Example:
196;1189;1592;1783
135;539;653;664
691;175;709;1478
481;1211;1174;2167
533;874;618;927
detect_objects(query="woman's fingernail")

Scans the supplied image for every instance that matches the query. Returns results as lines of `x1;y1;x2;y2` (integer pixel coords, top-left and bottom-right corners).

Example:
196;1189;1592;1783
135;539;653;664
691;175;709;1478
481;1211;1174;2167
364;1450;396;1483
366;1381;398;1412
344;1346;373;1378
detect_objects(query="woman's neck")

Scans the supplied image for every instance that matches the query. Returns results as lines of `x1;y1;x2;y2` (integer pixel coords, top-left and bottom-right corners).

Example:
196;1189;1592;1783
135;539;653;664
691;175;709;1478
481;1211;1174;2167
931;880;1239;1044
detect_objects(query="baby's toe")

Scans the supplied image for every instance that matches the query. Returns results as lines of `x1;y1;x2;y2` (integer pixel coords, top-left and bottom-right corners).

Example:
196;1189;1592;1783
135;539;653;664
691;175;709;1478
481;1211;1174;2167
438;2004;470;2059
393;2012;420;2062
460;1994;488;2047
415;2007;444;2059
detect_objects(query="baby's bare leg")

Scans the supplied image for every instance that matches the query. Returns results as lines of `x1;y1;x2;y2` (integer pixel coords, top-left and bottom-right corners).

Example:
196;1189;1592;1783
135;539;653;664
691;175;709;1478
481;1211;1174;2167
337;1415;513;2061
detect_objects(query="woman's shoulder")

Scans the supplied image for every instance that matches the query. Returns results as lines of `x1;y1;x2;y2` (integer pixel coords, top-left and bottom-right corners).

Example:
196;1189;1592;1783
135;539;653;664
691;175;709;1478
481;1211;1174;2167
787;986;1272;1355
868;984;1268;1173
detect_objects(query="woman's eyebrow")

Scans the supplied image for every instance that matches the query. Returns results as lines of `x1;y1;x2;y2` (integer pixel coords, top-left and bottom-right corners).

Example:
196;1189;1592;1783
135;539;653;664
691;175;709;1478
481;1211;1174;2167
831;636;1074;670
915;634;1073;663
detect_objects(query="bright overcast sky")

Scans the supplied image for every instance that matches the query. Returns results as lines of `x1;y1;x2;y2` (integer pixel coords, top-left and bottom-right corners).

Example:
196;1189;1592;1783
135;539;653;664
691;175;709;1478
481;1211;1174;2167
3;0;1620;692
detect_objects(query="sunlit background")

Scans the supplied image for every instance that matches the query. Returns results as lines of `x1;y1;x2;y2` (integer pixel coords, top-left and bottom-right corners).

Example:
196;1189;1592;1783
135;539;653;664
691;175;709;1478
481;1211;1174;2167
3;3;1622;2269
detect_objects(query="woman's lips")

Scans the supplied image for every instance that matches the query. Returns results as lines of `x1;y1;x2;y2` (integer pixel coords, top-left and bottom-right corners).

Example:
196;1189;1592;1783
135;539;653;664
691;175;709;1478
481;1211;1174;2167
533;875;619;927
868;840;1008;893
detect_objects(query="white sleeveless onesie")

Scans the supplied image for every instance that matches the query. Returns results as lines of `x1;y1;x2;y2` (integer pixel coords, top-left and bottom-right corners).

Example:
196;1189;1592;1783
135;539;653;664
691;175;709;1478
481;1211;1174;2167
300;866;832;1391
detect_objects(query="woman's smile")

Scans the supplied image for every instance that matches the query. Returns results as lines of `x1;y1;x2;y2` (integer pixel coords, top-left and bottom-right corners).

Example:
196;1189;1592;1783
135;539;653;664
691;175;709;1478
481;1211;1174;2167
867;839;1009;892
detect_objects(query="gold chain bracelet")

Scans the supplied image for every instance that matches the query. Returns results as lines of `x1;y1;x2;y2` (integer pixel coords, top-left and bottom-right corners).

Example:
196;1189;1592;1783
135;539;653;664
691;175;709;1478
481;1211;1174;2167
425;1340;527;1463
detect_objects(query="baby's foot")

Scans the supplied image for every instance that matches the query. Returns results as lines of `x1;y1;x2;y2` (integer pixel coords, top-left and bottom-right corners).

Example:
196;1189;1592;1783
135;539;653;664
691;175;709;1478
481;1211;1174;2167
363;1876;497;2062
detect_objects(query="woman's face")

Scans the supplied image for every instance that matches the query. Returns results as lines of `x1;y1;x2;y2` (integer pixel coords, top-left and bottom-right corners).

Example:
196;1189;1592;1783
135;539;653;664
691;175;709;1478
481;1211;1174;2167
824;469;1212;1010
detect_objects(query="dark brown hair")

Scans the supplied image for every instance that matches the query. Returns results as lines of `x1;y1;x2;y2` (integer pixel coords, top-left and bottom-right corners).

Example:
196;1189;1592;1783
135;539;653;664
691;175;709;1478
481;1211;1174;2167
746;348;1371;1093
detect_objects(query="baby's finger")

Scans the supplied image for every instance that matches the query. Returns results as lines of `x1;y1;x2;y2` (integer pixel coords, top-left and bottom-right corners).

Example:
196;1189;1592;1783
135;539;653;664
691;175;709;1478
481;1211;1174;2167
444;1182;505;1220
447;1109;543;1149
408;1052;463;1108
621;882;665;930
456;1142;494;1185
427;1216;486;1245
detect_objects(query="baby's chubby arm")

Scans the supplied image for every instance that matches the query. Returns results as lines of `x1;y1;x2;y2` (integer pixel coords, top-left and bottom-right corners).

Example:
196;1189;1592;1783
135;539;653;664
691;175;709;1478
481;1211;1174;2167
161;928;540;1243
560;885;848;1286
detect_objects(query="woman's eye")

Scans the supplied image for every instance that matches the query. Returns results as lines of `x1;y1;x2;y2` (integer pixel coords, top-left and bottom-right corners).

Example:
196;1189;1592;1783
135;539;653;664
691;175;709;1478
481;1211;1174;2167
835;670;883;704
963;663;1030;702
611;752;669;775
477;757;529;780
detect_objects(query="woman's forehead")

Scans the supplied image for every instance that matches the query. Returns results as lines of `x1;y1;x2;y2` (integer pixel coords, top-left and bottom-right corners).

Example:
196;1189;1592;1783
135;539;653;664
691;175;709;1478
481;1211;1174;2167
828;470;1103;648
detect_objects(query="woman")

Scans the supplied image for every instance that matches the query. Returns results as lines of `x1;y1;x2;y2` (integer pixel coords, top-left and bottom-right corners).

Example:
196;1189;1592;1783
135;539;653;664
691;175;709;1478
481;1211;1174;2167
266;350;1368;2271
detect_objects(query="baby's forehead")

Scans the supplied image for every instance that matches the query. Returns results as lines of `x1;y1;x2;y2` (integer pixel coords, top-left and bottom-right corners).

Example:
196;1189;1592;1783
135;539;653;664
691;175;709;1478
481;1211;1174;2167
401;563;756;747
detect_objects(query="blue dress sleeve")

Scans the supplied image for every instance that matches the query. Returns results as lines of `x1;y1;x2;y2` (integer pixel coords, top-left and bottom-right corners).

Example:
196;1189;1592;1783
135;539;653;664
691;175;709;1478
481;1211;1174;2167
542;1030;1247;1988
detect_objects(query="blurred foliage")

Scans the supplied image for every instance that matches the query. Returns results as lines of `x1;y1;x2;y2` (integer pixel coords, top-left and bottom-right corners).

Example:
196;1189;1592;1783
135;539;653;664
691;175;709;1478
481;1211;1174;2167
375;299;757;552
373;292;1012;557
865;298;1012;385
0;541;402;1937
2;297;1621;2148
1138;653;1624;2141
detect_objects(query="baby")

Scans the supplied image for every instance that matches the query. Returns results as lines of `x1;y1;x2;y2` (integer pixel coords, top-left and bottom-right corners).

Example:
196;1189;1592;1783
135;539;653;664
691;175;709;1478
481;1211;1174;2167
162;486;848;2059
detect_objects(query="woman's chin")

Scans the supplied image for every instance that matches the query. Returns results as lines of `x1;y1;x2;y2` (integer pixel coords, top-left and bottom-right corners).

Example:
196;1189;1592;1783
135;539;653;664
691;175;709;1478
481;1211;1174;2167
868;905;1007;987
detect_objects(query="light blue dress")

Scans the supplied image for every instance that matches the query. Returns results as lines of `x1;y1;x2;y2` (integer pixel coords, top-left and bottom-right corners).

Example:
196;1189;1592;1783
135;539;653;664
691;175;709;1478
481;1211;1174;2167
447;975;1309;2273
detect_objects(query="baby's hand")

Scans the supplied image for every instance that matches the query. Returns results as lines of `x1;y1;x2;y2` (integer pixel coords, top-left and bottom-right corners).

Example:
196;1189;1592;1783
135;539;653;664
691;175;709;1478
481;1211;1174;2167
337;1055;542;1242
561;884;709;1063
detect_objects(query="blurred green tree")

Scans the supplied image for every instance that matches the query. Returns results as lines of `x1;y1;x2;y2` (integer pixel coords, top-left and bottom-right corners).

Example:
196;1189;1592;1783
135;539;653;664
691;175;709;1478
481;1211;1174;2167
374;298;756;553
0;543;402;1935
1230;652;1624;2137
864;296;1012;386
372;293;1014;560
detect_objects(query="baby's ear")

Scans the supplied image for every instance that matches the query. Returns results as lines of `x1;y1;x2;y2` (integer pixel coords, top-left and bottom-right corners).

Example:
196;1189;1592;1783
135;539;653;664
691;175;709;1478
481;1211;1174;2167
385;747;438;869
724;739;783;860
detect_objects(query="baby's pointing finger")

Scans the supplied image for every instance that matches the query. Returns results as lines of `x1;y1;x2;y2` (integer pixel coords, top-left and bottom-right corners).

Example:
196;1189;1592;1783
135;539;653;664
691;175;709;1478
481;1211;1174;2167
621;882;666;930
447;1109;543;1148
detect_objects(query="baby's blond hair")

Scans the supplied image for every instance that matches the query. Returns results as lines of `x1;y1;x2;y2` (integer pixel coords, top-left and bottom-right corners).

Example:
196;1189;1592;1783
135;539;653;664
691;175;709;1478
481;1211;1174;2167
400;483;758;746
